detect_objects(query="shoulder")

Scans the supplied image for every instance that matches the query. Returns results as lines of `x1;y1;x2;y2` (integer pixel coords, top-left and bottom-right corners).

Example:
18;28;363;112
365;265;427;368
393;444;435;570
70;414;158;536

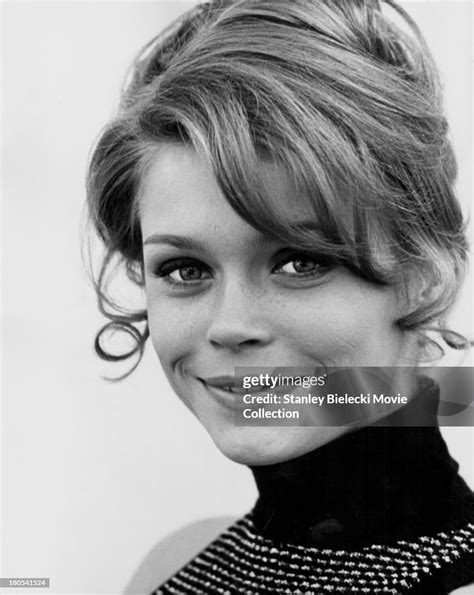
123;515;237;595
450;587;474;595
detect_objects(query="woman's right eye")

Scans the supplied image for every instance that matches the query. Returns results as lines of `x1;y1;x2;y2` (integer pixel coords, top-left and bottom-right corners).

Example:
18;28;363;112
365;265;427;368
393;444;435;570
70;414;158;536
153;258;212;286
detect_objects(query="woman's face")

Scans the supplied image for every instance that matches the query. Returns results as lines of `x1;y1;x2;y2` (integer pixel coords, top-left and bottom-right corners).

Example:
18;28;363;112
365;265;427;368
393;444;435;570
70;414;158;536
140;143;416;465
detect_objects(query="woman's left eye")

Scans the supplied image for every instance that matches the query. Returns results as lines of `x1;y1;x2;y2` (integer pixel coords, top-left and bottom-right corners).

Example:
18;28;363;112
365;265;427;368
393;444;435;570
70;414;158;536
273;253;331;278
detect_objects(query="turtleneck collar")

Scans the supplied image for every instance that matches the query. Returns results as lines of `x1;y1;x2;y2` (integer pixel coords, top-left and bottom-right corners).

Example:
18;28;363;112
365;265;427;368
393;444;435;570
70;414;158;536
249;376;474;548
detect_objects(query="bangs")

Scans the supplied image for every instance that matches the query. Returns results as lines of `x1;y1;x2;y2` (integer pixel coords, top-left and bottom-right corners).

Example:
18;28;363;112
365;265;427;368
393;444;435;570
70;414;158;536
134;0;442;286
139;70;398;286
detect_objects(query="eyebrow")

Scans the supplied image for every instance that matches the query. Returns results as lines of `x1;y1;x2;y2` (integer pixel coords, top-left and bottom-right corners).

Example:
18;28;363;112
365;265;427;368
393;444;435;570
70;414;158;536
143;234;206;250
143;233;280;250
143;221;323;250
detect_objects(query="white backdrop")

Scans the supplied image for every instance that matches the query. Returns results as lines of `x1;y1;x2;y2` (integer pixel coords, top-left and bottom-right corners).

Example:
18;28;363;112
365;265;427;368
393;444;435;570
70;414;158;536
1;2;472;594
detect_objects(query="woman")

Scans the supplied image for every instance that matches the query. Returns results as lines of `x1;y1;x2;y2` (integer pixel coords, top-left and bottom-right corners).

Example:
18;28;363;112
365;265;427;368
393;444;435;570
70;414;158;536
85;0;473;592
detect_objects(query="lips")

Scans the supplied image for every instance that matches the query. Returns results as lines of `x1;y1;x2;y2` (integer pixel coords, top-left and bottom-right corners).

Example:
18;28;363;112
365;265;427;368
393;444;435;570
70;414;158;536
199;376;272;394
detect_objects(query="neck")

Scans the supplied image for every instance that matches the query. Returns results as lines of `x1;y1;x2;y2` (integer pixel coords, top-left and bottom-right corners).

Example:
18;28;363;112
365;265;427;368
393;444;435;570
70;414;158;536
249;376;473;547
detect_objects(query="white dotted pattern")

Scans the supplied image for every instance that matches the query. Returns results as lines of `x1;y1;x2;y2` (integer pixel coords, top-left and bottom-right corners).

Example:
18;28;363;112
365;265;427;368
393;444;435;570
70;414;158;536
152;515;474;594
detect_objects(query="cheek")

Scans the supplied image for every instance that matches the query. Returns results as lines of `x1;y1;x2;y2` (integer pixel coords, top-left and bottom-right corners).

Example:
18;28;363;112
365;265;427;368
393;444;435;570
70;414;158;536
318;289;402;364
145;298;203;408
145;294;208;368
146;298;185;364
276;284;400;363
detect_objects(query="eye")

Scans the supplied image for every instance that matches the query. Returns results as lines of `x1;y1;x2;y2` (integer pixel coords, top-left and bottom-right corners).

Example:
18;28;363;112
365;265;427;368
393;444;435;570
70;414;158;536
273;251;332;279
153;257;212;286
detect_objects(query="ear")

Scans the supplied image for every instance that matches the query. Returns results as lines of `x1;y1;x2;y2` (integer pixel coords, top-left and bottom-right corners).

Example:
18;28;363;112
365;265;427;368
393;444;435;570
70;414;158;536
394;267;433;324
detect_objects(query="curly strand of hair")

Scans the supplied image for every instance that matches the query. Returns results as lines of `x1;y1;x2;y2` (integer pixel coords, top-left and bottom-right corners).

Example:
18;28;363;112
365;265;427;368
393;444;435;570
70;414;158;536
91;243;149;379
406;326;473;364
434;328;474;352
95;321;150;383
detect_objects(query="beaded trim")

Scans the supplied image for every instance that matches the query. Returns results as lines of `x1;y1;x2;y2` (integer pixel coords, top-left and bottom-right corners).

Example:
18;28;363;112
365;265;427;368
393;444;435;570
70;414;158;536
152;514;474;594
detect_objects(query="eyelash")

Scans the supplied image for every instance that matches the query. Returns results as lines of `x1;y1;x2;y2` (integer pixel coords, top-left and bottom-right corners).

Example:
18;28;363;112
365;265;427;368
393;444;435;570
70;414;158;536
154;258;212;286
152;252;333;287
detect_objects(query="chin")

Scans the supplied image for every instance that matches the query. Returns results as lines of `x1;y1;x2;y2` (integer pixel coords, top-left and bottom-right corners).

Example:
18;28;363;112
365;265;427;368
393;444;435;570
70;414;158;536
209;426;344;467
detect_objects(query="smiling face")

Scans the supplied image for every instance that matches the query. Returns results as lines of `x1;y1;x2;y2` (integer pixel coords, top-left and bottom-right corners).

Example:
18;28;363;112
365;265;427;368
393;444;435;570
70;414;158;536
140;143;418;465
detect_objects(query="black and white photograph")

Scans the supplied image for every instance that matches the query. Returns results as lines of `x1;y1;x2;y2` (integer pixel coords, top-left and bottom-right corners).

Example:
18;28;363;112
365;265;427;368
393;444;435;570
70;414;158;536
2;1;473;594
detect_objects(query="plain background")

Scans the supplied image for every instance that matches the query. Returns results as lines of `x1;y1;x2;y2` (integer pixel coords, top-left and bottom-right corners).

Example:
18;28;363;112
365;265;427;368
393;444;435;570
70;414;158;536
1;1;473;593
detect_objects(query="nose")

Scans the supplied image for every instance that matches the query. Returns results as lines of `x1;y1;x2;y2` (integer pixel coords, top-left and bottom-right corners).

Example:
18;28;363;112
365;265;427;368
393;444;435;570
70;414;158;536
206;280;272;351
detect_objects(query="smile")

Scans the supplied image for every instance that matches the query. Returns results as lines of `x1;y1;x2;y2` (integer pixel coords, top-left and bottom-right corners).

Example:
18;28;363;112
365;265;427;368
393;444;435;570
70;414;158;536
198;377;273;394
198;378;274;410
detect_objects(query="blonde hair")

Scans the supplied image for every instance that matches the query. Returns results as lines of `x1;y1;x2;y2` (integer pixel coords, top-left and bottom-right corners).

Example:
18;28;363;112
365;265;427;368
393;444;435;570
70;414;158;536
85;0;471;380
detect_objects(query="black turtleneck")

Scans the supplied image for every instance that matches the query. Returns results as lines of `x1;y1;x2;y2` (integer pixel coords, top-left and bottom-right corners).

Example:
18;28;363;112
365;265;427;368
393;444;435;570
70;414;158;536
249;376;474;550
